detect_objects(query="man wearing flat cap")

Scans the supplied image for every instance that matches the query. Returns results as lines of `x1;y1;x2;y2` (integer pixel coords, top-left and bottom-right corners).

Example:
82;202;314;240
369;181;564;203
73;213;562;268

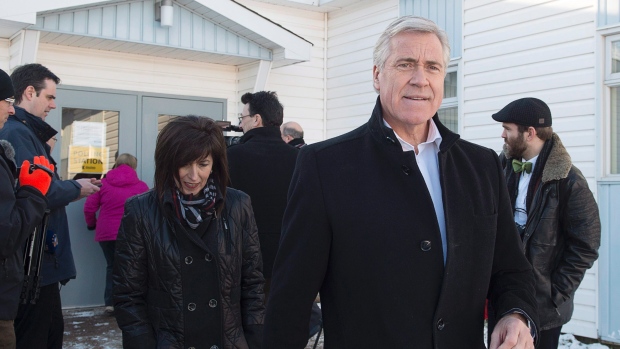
491;97;601;349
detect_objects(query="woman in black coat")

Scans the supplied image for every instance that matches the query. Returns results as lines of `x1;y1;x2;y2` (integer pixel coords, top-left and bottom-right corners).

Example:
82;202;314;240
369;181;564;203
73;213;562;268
113;116;265;349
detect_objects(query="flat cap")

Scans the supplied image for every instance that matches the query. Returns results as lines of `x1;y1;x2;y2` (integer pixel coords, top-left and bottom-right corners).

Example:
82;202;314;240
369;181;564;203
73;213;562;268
0;68;14;101
492;97;552;127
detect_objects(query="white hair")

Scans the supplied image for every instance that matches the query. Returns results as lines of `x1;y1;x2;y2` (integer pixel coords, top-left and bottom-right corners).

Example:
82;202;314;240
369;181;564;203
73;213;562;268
373;16;451;72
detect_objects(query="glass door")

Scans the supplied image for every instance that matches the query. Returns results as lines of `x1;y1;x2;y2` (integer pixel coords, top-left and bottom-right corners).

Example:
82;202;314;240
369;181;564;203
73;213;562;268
140;96;225;188
46;88;137;307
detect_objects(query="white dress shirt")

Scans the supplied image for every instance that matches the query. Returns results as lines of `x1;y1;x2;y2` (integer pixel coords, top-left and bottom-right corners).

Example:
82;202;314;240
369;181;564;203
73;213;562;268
384;119;447;263
514;155;539;226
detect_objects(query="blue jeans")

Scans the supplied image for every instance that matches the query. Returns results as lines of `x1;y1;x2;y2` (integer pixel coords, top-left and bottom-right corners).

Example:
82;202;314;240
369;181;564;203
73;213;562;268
99;241;116;306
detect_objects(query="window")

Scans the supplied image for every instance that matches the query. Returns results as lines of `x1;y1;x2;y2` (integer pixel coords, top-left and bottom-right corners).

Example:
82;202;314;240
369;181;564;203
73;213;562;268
605;34;620;174
60;108;119;180
438;66;458;133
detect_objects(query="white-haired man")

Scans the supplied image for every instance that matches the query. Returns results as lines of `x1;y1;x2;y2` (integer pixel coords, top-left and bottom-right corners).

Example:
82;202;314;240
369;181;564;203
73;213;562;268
264;16;538;349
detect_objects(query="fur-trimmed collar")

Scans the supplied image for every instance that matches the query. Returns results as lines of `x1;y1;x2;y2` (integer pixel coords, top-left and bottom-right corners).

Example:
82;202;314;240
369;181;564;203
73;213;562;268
0;139;15;163
541;133;572;183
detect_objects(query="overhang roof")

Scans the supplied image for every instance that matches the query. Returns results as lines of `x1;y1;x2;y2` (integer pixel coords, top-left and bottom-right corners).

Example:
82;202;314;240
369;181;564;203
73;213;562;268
1;0;313;67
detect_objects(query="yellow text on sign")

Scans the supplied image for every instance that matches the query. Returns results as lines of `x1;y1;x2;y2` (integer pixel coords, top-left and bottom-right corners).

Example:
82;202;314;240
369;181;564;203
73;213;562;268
68;146;109;174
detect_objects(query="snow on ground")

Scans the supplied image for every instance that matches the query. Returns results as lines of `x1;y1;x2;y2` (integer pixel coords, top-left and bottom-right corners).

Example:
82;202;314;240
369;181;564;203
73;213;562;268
62;307;614;349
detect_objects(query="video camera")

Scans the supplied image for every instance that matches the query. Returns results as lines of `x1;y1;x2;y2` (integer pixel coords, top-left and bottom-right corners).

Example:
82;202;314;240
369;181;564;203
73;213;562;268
215;120;243;147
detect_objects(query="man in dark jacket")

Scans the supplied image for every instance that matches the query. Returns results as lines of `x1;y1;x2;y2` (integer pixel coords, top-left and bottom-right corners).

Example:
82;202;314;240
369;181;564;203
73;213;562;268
264;16;538;349
227;91;298;295
0;68;52;348
0;63;100;349
491;97;601;349
281;121;307;148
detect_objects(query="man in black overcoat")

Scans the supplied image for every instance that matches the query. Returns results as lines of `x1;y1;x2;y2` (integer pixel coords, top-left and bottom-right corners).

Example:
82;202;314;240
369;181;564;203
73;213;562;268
227;91;298;296
263;16;539;349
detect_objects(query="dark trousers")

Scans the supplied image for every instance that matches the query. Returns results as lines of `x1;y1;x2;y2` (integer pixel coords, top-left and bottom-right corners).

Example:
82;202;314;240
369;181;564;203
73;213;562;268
537;326;562;349
99;240;116;306
14;282;63;349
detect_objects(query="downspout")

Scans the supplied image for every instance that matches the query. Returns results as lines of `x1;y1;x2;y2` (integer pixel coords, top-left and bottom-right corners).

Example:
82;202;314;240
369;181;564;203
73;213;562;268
323;12;328;141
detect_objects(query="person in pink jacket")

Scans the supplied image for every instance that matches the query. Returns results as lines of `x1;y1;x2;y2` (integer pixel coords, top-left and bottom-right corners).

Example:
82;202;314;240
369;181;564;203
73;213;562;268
83;153;148;313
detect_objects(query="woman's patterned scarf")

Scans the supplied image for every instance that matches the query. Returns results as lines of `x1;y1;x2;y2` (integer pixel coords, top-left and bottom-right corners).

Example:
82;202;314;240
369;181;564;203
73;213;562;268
175;177;218;229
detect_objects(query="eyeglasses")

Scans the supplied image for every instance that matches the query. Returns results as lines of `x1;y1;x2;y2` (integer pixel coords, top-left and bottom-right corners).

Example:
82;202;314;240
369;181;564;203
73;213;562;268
4;98;14;106
238;113;254;122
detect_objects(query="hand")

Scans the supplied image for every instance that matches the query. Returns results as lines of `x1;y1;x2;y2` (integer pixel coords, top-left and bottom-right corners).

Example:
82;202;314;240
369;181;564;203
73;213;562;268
76;178;101;200
19;156;54;195
489;313;534;349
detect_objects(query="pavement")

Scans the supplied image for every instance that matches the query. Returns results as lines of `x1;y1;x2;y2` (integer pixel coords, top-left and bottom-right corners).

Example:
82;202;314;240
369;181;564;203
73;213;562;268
62;306;324;349
62;307;616;349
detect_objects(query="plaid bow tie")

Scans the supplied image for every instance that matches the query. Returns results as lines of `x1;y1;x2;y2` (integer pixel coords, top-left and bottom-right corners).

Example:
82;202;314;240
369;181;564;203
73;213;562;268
512;159;532;174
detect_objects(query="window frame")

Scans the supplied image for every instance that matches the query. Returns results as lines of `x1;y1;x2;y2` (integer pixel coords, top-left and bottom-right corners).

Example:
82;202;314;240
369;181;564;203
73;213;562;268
439;61;461;133
602;30;620;178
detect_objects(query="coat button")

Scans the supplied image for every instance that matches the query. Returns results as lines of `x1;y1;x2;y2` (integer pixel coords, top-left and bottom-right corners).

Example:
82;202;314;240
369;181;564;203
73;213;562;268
210;346;219;349
402;165;411;175
188;303;196;311
437;318;445;330
209;299;217;308
185;256;193;264
188;347;195;349
205;253;213;262
421;240;431;251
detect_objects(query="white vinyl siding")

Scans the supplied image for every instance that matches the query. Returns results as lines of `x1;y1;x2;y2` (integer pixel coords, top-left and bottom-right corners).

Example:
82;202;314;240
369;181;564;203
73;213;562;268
399;0;462;59
462;0;598;338
326;0;399;139
0;39;9;70
36;43;238;121
237;0;326;144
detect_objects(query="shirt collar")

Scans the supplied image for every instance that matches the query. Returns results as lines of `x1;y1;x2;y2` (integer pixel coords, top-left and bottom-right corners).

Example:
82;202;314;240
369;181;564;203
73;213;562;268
383;118;443;152
522;154;539;175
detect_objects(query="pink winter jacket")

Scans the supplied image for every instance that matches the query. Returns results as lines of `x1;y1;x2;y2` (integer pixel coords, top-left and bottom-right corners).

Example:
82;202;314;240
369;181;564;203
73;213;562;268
83;164;149;241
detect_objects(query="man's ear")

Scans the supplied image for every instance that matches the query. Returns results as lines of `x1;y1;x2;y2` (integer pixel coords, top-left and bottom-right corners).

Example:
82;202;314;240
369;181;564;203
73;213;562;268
23;86;36;101
526;126;538;140
372;66;380;91
255;114;264;127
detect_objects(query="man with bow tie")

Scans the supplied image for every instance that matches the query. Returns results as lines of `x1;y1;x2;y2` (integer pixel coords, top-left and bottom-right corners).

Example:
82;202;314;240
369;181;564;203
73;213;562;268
491;97;601;349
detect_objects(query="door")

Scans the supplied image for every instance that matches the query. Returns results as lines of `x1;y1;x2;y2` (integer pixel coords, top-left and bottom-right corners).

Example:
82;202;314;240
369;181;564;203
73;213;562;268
46;87;137;307
46;87;226;307
140;96;225;188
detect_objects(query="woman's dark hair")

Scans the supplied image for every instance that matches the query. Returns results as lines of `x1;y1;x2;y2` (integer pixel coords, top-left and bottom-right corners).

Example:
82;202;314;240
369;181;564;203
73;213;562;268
154;116;229;205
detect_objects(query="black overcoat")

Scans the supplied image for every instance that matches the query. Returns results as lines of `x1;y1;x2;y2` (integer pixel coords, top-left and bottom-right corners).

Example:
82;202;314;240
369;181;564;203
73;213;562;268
227;126;298;279
263;98;538;349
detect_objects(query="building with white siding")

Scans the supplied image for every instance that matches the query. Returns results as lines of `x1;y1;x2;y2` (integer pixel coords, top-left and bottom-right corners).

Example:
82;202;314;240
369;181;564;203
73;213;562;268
1;0;618;344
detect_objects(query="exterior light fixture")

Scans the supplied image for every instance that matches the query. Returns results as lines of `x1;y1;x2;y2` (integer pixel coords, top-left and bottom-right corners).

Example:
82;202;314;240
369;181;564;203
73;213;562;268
155;0;174;27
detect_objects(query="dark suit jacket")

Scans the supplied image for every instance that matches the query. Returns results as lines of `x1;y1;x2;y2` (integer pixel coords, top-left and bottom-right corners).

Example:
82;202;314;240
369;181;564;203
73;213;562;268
263;97;538;348
226;126;298;279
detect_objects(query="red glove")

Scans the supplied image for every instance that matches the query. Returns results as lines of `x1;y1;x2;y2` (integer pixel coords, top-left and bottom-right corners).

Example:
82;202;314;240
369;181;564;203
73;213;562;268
19;156;54;196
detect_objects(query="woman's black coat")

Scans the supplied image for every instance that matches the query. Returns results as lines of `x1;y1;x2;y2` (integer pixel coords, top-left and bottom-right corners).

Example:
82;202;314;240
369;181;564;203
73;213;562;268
263;98;538;348
113;188;264;349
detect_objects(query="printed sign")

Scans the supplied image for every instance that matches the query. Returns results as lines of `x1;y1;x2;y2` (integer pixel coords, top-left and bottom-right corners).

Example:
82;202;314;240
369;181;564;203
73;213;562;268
68;146;109;174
